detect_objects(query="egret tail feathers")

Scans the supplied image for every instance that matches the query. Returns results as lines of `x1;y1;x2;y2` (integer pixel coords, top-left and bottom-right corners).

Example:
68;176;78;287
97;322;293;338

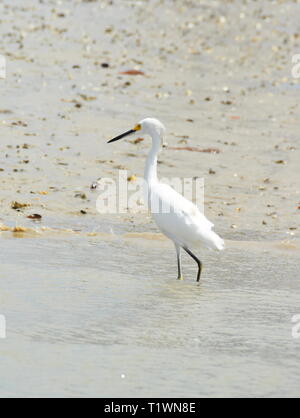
212;231;225;251
205;230;225;251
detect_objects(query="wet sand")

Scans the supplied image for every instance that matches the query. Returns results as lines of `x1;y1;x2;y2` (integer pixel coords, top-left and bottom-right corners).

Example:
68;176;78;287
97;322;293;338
0;0;300;397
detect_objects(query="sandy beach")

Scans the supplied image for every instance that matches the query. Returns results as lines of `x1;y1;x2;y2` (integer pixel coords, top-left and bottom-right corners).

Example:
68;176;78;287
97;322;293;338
0;0;300;397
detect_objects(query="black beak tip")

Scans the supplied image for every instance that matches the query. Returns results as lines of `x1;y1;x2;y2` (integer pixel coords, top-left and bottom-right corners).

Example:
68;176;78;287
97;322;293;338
107;128;136;144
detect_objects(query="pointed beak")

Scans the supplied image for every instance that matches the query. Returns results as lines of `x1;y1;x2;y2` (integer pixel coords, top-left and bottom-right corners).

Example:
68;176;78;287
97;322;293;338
107;129;136;143
107;124;141;144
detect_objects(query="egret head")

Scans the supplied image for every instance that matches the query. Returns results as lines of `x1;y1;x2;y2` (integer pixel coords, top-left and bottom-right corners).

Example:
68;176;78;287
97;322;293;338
108;118;166;144
138;118;166;138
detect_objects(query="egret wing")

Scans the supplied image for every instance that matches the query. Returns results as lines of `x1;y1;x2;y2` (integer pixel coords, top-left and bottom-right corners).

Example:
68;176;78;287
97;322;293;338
151;183;213;227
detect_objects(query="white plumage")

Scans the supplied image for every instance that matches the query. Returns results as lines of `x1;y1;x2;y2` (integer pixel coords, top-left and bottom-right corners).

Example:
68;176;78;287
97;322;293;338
108;117;224;282
150;182;224;251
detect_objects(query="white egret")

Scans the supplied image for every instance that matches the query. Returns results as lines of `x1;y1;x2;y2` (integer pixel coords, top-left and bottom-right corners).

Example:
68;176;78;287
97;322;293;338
108;118;224;282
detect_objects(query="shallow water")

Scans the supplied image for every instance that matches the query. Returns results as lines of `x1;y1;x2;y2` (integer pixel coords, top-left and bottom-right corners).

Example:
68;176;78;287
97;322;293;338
1;230;299;397
1;0;300;398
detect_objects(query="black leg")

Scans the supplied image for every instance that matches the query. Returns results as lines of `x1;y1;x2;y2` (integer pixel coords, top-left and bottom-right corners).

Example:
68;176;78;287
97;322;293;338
183;247;202;282
175;244;183;280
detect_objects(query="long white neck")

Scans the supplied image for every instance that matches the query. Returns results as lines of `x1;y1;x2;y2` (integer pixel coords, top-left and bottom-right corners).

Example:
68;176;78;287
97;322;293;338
144;132;161;186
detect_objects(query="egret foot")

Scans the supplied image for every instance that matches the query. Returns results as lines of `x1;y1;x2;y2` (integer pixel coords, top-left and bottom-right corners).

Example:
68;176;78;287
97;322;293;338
177;276;184;281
